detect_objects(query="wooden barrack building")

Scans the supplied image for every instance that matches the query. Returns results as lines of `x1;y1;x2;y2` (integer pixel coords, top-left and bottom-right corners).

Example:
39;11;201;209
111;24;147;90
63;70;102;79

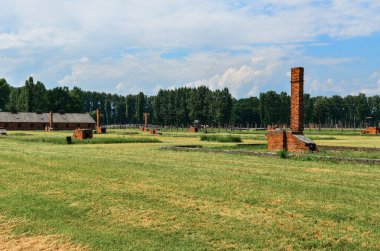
0;112;96;130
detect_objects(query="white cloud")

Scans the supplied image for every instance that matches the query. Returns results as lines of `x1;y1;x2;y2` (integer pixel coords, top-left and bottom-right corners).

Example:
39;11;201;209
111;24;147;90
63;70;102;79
2;0;380;49
309;72;380;96
359;73;380;95
186;64;273;97
115;82;140;95
1;0;380;97
80;57;90;63
304;57;355;65
308;78;348;95
247;85;260;97
185;46;297;96
154;85;164;94
369;72;380;81
116;82;127;91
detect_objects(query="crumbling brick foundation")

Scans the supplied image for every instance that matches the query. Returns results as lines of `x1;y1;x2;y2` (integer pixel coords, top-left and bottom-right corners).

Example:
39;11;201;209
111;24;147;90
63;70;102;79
73;128;93;140
267;130;315;153
96;108;107;134
96;127;107;134
267;67;317;153
149;129;157;134
267;130;286;151
362;127;380;135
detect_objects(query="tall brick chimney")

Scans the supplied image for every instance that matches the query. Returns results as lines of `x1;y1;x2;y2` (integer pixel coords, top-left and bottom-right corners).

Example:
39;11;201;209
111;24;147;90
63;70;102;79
144;113;148;128
267;67;316;153
290;67;304;134
50;111;53;128
96;108;100;128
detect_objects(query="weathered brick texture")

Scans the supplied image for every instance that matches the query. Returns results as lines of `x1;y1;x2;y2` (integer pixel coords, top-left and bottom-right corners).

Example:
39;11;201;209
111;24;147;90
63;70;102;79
73;128;93;140
149;129;157;134
96;109;107;134
285;132;310;153
97;109;100;128
290;67;304;134
96;127;106;134
267;130;286;151
50;111;53;128
362;127;380;135
144;113;148;128
267;131;311;152
267;67;317;153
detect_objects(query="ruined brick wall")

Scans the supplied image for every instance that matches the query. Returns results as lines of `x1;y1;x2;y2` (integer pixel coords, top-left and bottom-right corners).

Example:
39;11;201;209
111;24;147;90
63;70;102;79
267;67;317;153
285;132;310;153
267;131;310;152
362;127;380;135
73;129;93;139
267;130;286;151
290;67;304;134
96;127;106;134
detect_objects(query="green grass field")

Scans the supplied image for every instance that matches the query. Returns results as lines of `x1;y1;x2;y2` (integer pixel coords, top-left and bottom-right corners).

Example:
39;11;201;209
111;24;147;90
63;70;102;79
0;129;379;250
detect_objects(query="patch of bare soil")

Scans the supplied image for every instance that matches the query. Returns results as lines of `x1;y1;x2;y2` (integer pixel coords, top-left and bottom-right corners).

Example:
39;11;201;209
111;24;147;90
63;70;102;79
0;216;86;251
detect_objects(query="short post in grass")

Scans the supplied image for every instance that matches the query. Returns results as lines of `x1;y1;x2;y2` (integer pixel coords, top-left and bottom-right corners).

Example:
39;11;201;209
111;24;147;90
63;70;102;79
66;136;72;144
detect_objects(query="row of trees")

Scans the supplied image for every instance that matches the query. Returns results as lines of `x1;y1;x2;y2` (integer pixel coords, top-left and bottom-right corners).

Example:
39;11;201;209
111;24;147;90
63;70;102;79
0;77;379;127
238;92;380;128
153;87;233;126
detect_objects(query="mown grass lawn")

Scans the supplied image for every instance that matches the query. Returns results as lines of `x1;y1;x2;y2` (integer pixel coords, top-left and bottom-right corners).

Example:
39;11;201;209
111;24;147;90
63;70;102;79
0;130;379;250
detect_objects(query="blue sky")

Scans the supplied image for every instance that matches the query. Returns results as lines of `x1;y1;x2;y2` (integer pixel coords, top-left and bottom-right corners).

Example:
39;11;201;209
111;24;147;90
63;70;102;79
0;0;380;98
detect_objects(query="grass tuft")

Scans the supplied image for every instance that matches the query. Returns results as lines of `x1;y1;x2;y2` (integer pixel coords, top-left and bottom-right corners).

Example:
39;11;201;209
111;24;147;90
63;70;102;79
278;149;289;159
200;135;242;142
308;136;337;140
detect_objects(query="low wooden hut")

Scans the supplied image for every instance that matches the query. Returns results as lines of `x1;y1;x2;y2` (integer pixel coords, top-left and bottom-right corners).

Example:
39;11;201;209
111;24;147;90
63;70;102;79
0;112;95;130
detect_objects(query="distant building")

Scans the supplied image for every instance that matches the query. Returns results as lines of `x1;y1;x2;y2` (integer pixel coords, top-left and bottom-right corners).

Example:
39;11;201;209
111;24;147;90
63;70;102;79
0;112;96;130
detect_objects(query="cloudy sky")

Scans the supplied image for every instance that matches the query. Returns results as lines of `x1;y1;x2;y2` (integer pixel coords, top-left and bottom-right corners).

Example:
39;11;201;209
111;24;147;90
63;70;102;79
1;0;380;98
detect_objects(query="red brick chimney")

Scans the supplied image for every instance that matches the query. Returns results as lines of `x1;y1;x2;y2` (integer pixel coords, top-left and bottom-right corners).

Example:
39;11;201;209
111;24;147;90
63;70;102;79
96;108;100;128
50;111;53;128
267;67;316;153
290;67;304;134
144;113;148;128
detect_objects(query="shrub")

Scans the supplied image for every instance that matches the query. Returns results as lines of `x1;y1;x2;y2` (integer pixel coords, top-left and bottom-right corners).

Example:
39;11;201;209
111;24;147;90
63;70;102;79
200;135;242;143
278;149;289;159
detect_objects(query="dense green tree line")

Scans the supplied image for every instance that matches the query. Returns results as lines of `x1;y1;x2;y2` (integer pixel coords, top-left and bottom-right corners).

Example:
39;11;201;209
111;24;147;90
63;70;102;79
257;92;380;128
0;77;379;127
153;87;233;126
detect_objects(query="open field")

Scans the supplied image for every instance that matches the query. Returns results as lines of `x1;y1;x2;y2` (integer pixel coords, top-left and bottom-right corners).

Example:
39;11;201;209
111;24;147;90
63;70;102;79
0;129;379;250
